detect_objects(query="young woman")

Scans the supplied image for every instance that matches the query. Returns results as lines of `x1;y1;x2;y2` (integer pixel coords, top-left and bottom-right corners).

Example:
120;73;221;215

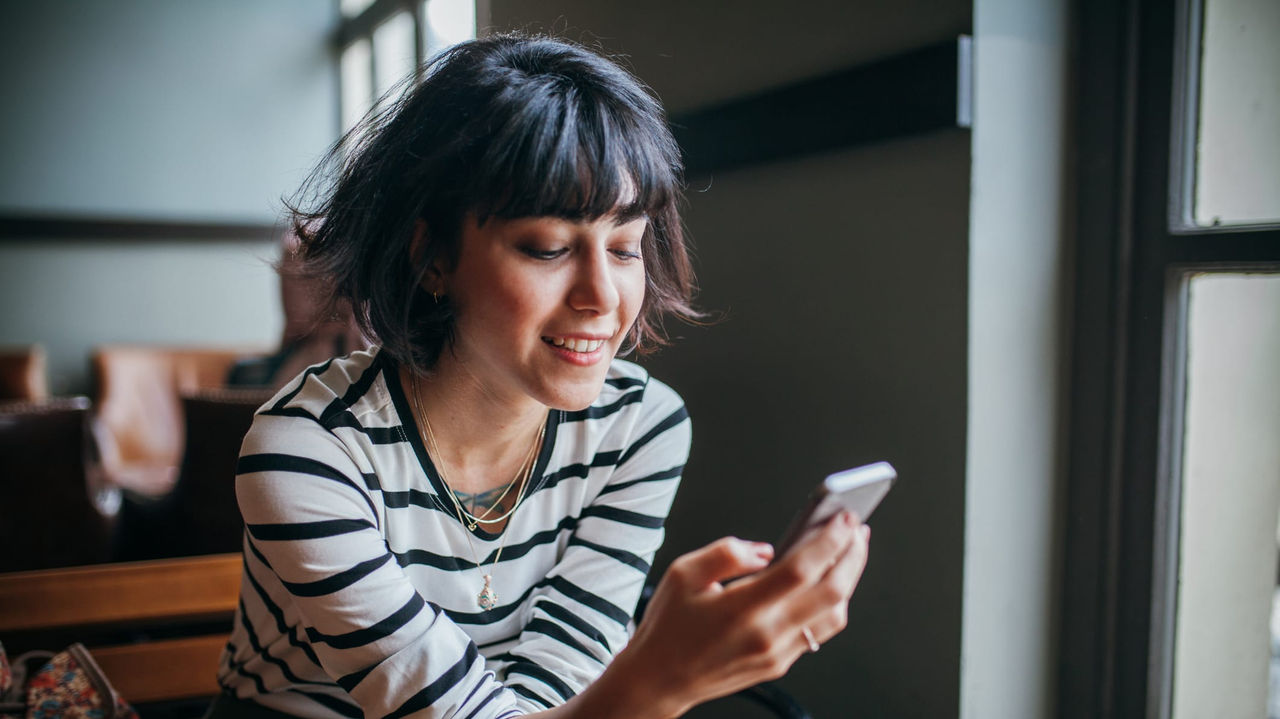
213;34;870;719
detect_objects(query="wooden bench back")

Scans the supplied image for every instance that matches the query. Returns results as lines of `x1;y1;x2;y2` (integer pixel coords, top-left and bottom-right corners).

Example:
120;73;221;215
0;553;241;704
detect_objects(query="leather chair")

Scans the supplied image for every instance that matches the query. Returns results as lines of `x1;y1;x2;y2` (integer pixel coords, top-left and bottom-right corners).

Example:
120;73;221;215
0;345;50;401
90;346;252;497
0;398;113;572
170;388;273;556
113;387;272;562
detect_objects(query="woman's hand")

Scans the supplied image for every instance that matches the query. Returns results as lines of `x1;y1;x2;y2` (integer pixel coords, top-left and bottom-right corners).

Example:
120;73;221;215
613;512;871;718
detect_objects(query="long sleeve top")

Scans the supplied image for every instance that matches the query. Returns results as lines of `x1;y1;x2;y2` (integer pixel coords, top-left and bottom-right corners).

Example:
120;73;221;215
217;348;689;718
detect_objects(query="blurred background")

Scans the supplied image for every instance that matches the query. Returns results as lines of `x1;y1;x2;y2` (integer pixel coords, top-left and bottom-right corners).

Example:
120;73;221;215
1;1;1277;718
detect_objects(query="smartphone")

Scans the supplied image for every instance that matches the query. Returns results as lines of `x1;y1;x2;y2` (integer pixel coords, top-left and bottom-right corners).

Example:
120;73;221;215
774;461;897;557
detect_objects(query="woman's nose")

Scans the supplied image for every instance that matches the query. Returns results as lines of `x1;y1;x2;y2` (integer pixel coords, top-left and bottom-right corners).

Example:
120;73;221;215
568;251;621;314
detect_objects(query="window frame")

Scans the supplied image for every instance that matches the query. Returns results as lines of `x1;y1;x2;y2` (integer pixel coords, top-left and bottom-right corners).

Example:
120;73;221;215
1059;0;1280;717
332;0;485;133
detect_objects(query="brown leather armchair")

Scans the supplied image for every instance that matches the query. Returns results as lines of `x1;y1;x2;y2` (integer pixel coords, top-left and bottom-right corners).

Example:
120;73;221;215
89;346;252;497
0;345;50;401
113;387;272;561
0;397;113;572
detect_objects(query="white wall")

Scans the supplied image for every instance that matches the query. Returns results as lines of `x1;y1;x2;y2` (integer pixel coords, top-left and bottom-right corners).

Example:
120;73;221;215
0;0;336;221
962;0;1069;716
0;240;281;393
0;0;338;392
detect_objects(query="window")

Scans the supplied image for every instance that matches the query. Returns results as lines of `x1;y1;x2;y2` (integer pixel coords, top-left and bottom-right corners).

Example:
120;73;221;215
1172;273;1280;719
1184;0;1280;227
1061;0;1280;717
334;0;478;135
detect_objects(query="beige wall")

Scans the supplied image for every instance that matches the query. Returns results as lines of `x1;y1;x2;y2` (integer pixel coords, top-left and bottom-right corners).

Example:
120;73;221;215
487;3;973;716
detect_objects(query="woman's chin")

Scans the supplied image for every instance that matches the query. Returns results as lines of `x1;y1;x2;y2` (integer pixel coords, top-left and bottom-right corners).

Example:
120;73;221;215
539;375;611;413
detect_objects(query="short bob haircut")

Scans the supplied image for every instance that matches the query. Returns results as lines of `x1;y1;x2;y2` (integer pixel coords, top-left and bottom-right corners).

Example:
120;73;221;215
288;33;700;373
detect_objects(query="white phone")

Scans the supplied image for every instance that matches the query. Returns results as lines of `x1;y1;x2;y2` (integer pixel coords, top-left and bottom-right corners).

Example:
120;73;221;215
775;461;897;557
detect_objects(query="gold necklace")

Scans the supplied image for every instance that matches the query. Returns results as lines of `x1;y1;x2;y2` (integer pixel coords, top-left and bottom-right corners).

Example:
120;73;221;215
426;416;543;530
407;373;545;610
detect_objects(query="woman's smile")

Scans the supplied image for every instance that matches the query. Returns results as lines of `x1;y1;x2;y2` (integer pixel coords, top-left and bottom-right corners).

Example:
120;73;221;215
541;334;613;365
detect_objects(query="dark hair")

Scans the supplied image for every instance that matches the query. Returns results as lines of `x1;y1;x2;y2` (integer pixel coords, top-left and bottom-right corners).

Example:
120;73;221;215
288;34;699;372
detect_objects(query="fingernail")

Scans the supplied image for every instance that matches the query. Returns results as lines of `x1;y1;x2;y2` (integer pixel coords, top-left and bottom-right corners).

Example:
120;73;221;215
754;543;775;560
861;525;871;540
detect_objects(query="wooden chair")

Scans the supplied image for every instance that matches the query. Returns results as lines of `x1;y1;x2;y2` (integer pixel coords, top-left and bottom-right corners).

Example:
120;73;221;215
0;397;113;572
0;345;49;401
90;346;255;497
0;554;242;706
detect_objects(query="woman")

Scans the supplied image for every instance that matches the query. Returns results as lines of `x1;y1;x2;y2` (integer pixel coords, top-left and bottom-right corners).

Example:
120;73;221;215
214;34;870;719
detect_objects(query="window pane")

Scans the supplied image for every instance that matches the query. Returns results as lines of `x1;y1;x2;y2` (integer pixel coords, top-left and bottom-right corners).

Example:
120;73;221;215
1193;0;1280;226
340;0;375;18
373;11;417;107
340;38;373;136
1172;274;1280;718
423;0;476;59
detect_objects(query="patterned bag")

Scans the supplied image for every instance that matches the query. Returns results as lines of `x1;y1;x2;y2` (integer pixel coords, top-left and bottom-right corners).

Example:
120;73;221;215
0;641;138;719
0;645;14;718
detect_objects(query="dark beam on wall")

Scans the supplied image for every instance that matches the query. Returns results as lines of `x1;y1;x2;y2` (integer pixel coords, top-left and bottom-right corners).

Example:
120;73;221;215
671;36;972;177
0;215;279;242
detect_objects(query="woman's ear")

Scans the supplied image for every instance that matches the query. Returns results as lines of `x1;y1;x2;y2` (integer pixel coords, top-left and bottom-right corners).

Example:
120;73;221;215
410;220;445;295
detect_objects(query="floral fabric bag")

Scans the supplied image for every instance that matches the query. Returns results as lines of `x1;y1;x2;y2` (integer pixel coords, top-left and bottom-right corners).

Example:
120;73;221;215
0;641;138;719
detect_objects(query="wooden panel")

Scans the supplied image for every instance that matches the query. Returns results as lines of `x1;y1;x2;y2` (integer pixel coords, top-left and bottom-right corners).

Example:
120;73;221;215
93;634;227;704
0;554;241;632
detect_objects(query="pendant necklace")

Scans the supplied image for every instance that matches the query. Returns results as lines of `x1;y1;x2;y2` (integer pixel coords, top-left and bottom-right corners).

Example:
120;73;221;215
408;372;545;610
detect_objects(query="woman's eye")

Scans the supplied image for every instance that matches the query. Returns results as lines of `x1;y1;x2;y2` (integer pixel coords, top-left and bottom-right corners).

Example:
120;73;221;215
611;248;642;261
521;247;568;260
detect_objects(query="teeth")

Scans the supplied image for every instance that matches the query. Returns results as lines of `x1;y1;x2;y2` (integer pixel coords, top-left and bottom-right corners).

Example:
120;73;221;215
545;337;605;353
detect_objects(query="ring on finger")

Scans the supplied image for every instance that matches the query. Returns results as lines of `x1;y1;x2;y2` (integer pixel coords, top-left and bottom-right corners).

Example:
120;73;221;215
801;626;820;653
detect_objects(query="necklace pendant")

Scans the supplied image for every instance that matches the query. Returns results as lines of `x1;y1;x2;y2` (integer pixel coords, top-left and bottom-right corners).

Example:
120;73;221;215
477;575;498;610
467;520;478;531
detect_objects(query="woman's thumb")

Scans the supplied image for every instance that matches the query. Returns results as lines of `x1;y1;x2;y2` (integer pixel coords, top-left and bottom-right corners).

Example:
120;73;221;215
669;536;774;589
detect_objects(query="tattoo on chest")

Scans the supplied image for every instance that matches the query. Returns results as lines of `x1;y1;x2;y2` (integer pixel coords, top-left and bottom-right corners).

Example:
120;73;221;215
453;485;513;515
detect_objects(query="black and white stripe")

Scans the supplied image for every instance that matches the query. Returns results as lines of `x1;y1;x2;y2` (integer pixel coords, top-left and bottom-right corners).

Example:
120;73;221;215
219;349;689;718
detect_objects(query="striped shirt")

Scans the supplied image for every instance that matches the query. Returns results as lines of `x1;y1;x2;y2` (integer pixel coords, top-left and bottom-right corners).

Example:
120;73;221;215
217;348;689;718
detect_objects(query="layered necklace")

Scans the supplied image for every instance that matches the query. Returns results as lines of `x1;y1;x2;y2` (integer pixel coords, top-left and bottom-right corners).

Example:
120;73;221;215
408;373;546;610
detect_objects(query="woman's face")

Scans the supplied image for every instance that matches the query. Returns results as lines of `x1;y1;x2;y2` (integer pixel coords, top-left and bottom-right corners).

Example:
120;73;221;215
436;213;647;411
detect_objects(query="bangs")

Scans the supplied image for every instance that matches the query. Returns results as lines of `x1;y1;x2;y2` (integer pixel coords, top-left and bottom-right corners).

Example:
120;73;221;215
466;80;681;224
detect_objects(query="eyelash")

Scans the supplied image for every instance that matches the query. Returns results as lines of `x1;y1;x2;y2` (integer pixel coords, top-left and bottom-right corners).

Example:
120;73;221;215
522;248;567;260
521;248;642;261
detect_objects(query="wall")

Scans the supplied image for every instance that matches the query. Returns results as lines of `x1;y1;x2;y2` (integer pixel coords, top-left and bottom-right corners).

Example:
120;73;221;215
0;0;337;392
961;0;1069;716
487;3;973;716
